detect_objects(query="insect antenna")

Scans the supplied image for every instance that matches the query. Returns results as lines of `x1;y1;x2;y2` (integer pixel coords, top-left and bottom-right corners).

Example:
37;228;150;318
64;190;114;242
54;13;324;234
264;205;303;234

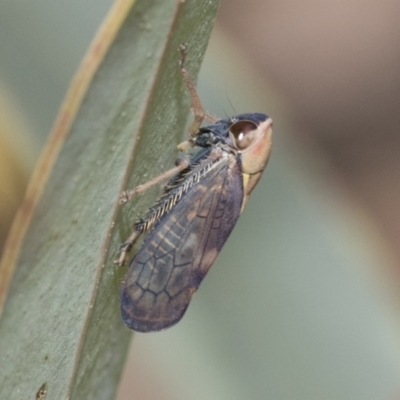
224;86;238;115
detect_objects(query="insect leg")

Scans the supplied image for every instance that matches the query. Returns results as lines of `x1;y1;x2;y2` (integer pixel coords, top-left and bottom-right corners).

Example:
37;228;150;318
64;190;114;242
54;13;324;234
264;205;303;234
117;156;190;265
179;44;217;137
119;157;190;205
116;229;141;266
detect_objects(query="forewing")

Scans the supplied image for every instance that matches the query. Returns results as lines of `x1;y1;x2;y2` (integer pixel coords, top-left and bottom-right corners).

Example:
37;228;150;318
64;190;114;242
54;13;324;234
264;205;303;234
121;155;243;332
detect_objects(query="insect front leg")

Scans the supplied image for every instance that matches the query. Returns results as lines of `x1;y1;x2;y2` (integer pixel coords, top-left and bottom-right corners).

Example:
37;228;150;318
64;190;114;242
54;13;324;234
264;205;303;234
179;44;217;137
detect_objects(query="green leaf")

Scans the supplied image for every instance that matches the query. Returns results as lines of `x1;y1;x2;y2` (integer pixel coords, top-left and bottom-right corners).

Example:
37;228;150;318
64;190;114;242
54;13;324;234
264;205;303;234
0;0;219;399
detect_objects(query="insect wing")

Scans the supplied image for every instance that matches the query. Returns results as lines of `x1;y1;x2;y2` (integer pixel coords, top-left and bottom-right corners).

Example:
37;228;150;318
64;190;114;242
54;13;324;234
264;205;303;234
121;155;243;332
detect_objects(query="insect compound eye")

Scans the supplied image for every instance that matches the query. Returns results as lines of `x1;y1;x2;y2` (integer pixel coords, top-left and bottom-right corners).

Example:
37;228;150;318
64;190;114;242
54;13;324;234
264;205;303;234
229;120;258;150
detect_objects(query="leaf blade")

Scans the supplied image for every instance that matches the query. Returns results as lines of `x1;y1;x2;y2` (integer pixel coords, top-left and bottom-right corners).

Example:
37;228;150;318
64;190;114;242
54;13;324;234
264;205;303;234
0;0;219;399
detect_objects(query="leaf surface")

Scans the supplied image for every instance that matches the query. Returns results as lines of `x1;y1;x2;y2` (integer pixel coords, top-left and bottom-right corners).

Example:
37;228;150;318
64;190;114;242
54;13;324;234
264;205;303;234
0;0;219;398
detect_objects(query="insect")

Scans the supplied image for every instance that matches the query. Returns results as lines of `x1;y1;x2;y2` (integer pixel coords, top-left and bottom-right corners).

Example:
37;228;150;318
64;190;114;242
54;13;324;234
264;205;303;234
118;44;273;332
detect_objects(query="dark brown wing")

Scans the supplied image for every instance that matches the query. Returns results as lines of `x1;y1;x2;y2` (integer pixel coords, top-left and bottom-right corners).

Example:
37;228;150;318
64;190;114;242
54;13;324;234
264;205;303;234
121;154;243;332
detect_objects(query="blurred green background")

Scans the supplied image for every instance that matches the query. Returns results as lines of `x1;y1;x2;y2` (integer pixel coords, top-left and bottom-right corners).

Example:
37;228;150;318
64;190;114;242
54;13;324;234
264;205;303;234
1;1;400;399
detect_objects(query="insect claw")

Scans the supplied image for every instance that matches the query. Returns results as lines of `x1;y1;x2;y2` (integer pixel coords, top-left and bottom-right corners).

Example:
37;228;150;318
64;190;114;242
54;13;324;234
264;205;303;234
116;243;131;266
119;191;130;205
114;255;125;266
178;43;187;67
113;257;124;266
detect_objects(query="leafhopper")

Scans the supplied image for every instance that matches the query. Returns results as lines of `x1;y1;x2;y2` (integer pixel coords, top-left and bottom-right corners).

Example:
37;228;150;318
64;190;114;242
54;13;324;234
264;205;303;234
118;45;272;332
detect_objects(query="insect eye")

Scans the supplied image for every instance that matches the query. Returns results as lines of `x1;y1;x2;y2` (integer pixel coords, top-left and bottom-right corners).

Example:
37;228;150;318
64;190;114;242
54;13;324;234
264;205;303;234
229;120;258;149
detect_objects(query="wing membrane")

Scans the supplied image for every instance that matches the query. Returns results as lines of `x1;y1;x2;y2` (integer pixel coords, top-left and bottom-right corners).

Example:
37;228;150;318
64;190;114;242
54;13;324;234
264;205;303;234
121;154;243;332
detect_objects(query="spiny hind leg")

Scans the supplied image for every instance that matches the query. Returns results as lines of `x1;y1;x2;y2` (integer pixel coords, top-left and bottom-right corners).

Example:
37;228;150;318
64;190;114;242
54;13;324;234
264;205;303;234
178;43;217;137
119;156;190;205
117;156;190;265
